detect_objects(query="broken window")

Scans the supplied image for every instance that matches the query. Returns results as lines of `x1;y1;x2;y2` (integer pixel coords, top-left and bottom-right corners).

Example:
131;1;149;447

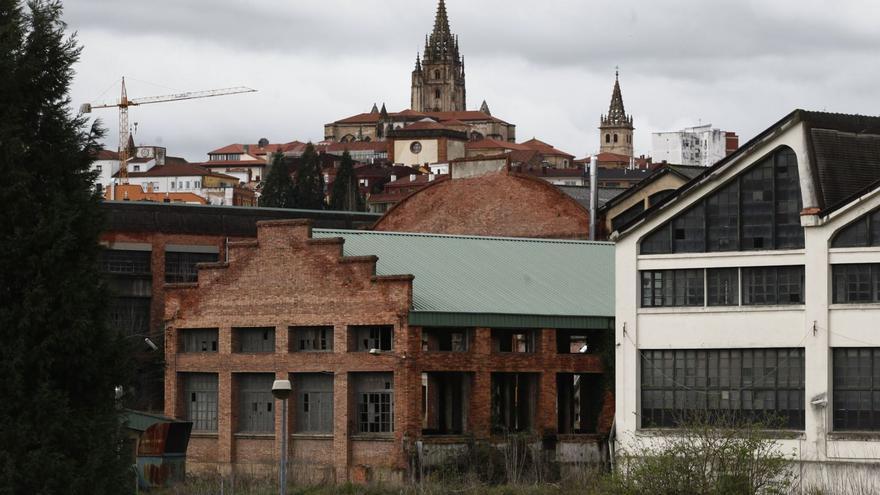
181;328;219;353
184;373;218;432
353;373;394;434
491;373;537;433
290;326;334;352
639;147;803;255
234;327;275;353
295;373;334;434
351;325;393;352
237;374;274;433
832;348;880;431
492;329;537;353
556;330;602;354
640;348;805;429
164;250;218;283
100;249;152;336
422;372;470;435
422;327;471;352
557;373;603;434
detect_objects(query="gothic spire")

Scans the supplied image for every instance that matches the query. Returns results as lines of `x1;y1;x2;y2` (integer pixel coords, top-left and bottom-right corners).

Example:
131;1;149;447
603;69;630;127
415;52;421;71
433;0;450;36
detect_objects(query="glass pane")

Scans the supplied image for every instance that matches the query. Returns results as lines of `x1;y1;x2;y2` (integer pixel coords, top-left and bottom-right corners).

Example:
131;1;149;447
672;205;706;253
833;218;869;248
774;149;804;249
706;181;739;252
741;159;774;250
707;268;739;306
641;224;671;255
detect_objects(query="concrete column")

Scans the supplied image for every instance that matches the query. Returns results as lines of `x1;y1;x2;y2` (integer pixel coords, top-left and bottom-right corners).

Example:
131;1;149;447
803;223;830;461
333;372;351;483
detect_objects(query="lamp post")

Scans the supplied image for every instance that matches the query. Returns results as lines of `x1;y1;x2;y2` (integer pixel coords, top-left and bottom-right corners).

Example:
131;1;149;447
271;379;292;495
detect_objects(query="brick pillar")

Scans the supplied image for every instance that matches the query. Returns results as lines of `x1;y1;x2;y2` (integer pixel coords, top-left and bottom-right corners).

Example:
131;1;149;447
470;327;492;438
164;325;178;418
333;372;350;483
218;372;234;469
538;372;557;436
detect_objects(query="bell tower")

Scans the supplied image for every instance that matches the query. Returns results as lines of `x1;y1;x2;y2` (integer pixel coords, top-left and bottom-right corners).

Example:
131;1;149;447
411;0;466;112
599;69;634;157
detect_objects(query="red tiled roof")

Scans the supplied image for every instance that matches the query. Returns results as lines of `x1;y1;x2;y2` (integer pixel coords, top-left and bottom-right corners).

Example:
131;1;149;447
104;184;207;204
520;138;574;158
467;138;531;151
385;173;448;188
208;142;294;155
93;149;119;160
198;160;266;167
402;121;460;132
118;160;237;181
319;141;390;153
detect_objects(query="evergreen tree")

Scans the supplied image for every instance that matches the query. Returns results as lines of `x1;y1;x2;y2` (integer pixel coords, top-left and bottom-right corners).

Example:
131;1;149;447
329;150;364;211
0;1;131;493
258;151;296;208
292;142;326;210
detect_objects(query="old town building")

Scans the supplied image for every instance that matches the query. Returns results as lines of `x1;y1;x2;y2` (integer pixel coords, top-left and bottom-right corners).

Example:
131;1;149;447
411;0;465;113
599;71;634;160
163;219;614;480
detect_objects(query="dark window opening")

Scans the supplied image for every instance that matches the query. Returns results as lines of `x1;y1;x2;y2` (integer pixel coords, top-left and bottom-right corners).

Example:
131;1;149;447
184;373;218;432
165;251;218;283
707;268;739;306
237;373;274;433
491;373;537;433
640;348;805;429
492;329;537;353
557;373;604;434
611;201;645;232
233;327;275;353
354;372;394;434
556;329;603;354
422;372;470;435
640;269;704;307
181;328;219;353
639;147;803;255
295;373;334;433
100;249;151;275
832;264;880;304
422;327;471;352
833;348;880;431
742;266;804;305
351;325;393;351
291;326;334;352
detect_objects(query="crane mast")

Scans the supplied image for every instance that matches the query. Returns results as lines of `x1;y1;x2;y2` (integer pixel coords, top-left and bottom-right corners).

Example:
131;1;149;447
81;77;256;183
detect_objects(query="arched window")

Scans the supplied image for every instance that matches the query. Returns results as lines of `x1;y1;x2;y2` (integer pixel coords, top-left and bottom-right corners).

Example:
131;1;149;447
435;89;441;99
605;134;611;144
469;131;484;141
340;134;356;143
831;208;880;247
434;70;440;79
614;134;619;143
640;146;803;253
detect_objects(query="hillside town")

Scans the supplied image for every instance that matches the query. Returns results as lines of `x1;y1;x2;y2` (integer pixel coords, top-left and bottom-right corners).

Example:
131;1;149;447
4;1;880;494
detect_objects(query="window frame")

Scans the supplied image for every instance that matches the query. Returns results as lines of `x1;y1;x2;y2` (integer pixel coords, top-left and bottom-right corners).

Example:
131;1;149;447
832;348;880;431
184;373;219;432
236;373;275;434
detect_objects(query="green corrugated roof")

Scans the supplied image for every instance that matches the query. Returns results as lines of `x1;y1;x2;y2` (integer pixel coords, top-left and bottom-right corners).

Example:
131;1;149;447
313;230;614;325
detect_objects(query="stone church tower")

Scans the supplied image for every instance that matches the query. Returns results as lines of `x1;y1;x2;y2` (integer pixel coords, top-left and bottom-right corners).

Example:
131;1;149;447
599;71;634;157
411;0;466;112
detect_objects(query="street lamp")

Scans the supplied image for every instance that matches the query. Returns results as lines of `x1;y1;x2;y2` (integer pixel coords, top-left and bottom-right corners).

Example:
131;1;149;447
271;379;292;495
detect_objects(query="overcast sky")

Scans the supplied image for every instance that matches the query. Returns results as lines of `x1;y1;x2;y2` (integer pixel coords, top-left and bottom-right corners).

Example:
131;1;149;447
65;0;880;163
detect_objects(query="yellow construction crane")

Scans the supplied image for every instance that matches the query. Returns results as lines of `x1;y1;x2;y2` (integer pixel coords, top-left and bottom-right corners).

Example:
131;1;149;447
80;77;256;182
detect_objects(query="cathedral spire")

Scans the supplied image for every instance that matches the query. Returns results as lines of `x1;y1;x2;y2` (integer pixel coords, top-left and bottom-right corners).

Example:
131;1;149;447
604;68;630;126
433;0;450;36
415;52;421;71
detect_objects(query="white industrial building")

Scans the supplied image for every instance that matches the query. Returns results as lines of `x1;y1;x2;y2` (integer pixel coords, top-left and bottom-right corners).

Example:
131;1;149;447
613;110;880;485
652;124;733;167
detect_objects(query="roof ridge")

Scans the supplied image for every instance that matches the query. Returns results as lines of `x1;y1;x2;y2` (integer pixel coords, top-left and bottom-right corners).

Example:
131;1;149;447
314;228;613;246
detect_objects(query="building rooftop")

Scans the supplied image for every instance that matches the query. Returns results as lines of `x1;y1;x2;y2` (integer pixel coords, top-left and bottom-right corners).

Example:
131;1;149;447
313;229;614;328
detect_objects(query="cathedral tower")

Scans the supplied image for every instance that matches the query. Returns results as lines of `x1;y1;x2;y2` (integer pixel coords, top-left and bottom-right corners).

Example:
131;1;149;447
411;0;466;112
599;70;634;157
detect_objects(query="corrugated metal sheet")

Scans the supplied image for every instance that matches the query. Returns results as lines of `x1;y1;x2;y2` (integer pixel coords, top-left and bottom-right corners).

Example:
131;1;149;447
313;230;614;319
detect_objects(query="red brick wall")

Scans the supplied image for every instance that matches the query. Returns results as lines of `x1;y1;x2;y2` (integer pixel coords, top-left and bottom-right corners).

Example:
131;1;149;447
164;220;610;481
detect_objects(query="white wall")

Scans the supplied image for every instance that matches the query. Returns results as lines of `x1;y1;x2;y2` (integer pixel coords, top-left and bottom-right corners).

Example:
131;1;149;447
615;120;880;478
652;125;728;167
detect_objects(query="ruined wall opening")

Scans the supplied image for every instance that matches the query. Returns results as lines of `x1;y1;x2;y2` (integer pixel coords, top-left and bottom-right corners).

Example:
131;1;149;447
556;373;603;434
555;329;603;354
290;325;334;352
179;328;218;353
352;372;394;434
233;327;275;353
491;373;538;433
293;373;334;434
350;325;394;352
492;329;538;353
422;327;471;352
422;372;471;435
235;373;275;433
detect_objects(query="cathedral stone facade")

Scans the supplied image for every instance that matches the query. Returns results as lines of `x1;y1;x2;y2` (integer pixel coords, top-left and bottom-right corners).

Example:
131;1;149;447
411;0;466;112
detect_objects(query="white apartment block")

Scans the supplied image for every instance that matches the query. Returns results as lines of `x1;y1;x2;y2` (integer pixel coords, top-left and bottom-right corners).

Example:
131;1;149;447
652;124;729;167
613;110;880;484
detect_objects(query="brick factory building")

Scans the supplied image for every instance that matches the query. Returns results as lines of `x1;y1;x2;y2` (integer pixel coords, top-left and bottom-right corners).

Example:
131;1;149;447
163;220;614;481
99;201;379;410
